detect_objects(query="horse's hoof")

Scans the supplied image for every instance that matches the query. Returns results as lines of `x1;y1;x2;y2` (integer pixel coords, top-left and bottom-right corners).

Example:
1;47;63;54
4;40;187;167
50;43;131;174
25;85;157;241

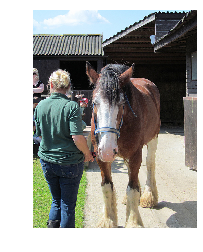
125;221;144;228
97;216;117;228
140;187;158;208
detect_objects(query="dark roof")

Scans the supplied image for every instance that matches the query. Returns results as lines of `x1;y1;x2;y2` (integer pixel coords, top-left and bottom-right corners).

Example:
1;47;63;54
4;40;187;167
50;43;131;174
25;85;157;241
33;34;104;56
154;10;197;52
102;11;189;64
102;13;156;64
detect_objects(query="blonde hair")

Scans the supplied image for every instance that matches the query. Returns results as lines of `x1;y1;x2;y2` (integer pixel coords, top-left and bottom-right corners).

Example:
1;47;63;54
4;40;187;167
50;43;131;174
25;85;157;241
49;69;71;91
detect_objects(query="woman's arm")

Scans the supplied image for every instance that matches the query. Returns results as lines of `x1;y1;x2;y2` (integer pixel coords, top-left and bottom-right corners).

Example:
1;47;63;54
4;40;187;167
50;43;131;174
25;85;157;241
33;83;44;93
72;135;94;162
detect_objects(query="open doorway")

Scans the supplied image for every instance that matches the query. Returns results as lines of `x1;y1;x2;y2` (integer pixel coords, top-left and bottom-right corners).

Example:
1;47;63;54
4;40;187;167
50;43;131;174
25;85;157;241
60;60;97;90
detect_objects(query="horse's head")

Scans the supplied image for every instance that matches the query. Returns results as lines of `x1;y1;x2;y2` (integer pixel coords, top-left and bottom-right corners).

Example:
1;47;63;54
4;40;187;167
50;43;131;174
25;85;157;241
86;62;134;162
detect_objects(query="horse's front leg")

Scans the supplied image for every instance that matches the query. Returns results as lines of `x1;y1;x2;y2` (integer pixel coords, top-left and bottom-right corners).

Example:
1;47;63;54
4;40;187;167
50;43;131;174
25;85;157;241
96;159;118;228
125;147;144;228
140;137;158;208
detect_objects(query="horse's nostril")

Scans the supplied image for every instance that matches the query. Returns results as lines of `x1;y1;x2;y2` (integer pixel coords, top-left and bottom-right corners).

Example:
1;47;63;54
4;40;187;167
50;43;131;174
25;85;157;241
113;149;118;155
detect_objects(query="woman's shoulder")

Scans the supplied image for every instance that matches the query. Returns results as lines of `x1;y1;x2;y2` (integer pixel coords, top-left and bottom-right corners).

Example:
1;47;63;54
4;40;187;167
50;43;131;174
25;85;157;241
65;100;80;110
64;100;81;116
66;99;78;106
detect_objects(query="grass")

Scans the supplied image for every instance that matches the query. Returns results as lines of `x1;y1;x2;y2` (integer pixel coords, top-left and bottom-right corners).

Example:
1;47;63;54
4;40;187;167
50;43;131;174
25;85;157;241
33;157;87;228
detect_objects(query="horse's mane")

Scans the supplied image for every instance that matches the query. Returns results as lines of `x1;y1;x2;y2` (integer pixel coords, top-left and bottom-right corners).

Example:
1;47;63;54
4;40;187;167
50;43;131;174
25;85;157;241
98;64;130;105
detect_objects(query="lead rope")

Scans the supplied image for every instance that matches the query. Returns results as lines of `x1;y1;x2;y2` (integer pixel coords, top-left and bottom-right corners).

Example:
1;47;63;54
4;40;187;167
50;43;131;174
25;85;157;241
118;104;125;132
124;93;137;118
92;102;97;133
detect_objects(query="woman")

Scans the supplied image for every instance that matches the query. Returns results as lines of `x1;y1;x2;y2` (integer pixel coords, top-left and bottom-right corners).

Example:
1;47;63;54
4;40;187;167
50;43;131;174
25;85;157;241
33;68;44;98
33;68;44;110
34;69;94;228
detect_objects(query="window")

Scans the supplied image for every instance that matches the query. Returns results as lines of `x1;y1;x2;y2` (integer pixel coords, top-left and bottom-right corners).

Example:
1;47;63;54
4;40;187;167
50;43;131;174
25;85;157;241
191;51;197;80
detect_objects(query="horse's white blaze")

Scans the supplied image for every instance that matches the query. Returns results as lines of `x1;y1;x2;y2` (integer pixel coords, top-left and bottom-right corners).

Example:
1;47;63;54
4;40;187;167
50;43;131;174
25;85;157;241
96;99;119;162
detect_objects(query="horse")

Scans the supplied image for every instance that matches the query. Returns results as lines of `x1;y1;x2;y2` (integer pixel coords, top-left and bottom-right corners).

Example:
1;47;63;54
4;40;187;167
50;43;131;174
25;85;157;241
86;62;160;228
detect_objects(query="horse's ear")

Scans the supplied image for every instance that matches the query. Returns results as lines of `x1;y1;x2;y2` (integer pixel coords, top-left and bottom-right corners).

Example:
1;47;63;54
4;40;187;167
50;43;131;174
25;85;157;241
86;61;99;84
119;64;134;88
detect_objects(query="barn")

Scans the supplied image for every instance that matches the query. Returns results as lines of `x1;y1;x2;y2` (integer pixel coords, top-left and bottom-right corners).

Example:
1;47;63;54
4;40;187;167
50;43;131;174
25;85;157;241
33;34;105;125
33;34;104;89
33;11;197;129
103;11;188;125
154;10;197;169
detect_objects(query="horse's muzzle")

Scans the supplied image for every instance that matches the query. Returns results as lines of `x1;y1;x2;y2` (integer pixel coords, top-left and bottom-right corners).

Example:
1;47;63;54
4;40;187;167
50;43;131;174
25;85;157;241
98;147;118;162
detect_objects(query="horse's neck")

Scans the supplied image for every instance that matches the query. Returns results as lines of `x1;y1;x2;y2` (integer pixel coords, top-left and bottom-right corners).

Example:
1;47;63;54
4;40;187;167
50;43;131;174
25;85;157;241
125;82;138;104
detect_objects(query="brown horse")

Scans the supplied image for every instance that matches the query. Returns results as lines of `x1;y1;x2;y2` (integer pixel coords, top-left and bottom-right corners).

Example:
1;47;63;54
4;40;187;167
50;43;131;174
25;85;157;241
86;62;160;228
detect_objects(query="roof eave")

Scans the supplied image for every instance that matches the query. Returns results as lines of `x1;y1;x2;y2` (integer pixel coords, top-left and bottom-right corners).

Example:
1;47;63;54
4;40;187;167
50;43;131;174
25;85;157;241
103;13;156;47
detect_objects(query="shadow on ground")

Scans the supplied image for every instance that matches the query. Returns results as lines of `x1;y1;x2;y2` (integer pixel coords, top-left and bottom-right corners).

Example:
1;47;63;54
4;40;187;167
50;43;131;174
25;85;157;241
155;200;197;228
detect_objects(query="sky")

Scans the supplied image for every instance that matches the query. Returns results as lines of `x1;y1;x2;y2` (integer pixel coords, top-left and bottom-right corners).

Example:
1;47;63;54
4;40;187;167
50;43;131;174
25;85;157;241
33;10;191;41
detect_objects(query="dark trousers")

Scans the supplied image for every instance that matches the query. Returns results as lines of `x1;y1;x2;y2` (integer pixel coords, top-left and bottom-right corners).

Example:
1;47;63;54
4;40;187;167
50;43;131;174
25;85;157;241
40;159;84;228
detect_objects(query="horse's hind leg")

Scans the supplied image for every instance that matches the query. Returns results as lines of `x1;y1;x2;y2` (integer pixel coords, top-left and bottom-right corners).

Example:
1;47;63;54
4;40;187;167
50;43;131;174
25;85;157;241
125;147;143;228
97;159;118;228
140;137;158;208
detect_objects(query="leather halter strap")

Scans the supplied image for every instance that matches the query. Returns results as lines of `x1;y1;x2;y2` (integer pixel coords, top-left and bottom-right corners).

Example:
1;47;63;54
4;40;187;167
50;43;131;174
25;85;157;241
94;127;121;138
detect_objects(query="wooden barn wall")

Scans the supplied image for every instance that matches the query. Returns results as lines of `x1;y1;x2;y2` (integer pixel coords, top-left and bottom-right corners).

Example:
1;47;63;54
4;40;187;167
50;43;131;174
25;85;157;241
72;63;186;125
183;97;197;170
186;34;197;96
33;58;186;125
133;64;186;124
72;65;186;125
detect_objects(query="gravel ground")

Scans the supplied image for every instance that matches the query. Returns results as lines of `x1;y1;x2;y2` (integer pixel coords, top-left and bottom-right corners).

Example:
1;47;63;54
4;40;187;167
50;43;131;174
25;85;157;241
83;127;197;228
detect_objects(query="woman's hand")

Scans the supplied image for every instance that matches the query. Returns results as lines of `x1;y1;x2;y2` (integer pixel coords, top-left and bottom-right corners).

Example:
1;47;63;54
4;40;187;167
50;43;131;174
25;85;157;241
72;135;94;162
84;151;94;162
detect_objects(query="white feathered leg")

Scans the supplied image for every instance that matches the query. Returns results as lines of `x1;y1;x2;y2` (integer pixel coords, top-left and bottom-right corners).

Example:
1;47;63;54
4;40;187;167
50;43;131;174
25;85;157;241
125;186;143;228
140;137;158;208
97;183;118;228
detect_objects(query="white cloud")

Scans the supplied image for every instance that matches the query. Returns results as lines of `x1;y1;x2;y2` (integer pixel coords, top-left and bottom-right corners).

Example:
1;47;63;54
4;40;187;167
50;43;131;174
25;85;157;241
43;10;109;27
33;19;40;28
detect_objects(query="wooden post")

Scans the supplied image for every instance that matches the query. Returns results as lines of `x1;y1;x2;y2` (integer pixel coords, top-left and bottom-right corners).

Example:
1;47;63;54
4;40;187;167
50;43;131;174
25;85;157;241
183;97;197;170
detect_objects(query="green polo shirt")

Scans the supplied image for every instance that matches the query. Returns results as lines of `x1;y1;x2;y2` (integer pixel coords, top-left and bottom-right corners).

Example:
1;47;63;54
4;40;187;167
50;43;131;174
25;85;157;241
34;92;84;165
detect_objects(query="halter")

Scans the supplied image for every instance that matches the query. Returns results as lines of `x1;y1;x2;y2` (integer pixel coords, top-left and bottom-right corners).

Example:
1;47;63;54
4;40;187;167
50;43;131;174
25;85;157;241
93;103;124;139
93;93;136;139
